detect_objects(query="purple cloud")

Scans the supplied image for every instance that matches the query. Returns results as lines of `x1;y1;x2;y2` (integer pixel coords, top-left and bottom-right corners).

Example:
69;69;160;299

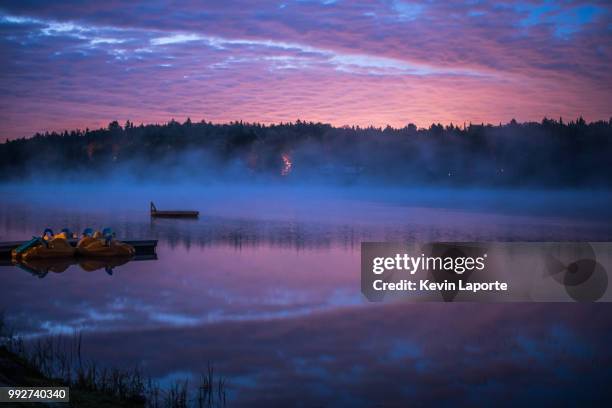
0;1;610;140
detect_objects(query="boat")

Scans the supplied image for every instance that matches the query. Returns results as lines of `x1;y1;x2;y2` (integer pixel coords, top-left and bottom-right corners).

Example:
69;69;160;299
150;202;199;218
1;239;158;260
76;228;135;257
76;228;97;249
12;229;76;261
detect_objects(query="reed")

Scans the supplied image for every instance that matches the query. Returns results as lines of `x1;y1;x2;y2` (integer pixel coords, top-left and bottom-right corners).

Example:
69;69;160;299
1;313;227;407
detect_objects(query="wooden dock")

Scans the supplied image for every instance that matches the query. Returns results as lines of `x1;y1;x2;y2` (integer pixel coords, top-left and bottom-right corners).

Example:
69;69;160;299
0;239;158;260
150;202;199;218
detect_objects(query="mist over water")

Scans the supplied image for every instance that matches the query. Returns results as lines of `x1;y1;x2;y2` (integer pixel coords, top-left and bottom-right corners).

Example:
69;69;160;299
3;181;612;223
3;119;612;190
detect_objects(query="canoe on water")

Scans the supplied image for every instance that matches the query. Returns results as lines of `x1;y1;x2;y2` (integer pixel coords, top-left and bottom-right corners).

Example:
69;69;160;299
150;202;199;218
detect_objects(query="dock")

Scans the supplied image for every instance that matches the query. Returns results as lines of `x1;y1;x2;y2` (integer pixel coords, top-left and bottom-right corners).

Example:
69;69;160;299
0;239;158;260
150;202;199;218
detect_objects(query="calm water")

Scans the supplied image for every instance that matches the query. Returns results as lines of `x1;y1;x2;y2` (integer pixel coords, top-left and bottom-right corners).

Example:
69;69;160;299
1;184;612;406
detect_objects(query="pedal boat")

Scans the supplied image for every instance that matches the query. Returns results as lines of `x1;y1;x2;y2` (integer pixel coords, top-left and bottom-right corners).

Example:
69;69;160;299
76;228;135;257
13;229;76;261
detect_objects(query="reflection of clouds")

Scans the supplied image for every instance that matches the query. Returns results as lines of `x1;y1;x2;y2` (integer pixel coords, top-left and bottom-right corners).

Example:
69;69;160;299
1;189;612;404
66;303;612;406
149;312;202;326
86;309;123;322
1;243;361;337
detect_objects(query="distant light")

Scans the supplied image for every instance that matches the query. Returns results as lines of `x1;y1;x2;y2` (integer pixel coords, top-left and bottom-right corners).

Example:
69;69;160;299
281;153;292;176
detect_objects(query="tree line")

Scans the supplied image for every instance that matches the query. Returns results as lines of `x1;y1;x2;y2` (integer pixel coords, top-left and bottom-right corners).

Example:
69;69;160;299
1;117;610;187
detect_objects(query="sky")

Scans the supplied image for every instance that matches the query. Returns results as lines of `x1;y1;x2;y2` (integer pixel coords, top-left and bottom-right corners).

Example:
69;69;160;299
0;0;610;140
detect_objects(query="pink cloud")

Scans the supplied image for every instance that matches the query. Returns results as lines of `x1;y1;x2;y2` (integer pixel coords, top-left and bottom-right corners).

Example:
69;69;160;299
0;1;610;140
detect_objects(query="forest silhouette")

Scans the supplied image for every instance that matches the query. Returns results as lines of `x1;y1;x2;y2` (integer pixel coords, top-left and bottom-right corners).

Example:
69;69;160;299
1;117;610;187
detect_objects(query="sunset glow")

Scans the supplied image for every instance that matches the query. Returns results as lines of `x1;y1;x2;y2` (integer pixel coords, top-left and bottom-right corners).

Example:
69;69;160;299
1;1;610;140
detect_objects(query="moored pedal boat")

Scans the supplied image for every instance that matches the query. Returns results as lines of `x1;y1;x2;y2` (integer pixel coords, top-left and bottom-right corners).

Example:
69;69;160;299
1;237;157;259
12;229;76;261
76;228;135;257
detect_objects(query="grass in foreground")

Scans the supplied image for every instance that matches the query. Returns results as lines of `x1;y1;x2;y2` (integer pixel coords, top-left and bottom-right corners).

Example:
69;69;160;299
0;313;227;407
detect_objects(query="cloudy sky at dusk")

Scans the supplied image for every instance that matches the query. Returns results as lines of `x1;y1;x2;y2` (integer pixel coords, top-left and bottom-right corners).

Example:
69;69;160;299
0;0;610;140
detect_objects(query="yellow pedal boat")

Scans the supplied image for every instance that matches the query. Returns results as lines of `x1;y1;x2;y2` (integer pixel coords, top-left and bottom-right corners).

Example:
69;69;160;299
15;229;76;261
76;228;135;257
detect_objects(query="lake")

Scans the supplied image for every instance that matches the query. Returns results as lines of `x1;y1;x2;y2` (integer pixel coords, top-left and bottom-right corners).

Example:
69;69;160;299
1;184;612;406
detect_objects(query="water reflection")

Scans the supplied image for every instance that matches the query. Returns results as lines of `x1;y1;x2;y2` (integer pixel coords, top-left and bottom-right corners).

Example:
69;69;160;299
1;243;359;335
13;256;143;277
2;187;612;406
2;200;611;249
45;303;612;407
